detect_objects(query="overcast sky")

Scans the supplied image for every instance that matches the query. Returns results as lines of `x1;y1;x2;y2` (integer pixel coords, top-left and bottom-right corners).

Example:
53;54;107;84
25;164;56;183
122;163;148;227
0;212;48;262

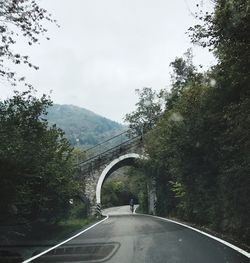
2;0;216;123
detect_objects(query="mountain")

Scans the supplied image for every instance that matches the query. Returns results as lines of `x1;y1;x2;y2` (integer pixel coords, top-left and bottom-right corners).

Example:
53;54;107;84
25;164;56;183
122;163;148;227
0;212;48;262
46;104;125;148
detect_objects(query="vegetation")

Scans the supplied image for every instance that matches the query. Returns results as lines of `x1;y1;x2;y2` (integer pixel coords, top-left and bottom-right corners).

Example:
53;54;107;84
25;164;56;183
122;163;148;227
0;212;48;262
0;0;55;86
125;0;250;245
102;167;148;213
0;90;88;244
24;199;95;243
0;0;93;249
1;0;249;252
47;104;125;148
124;88;163;136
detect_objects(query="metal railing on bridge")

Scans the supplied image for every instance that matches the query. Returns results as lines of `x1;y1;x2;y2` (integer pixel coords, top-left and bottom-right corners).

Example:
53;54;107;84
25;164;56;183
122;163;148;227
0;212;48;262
75;130;143;173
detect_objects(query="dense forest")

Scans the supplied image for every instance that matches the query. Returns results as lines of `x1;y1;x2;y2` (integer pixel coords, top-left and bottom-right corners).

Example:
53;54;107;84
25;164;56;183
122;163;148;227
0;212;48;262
125;0;250;245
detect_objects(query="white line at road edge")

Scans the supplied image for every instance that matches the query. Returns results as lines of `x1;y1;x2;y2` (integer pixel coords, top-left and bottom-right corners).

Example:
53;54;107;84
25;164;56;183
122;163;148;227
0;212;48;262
140;213;250;258
22;216;109;263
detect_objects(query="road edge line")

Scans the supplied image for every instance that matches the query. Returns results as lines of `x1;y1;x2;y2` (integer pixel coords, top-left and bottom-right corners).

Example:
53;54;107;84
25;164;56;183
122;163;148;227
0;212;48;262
138;213;250;258
22;216;109;263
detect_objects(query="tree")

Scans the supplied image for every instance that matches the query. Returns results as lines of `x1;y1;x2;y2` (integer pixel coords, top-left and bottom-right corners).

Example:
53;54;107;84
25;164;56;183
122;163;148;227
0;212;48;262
0;89;79;224
188;0;250;240
0;0;55;85
167;48;203;110
145;78;219;221
189;0;250;102
141;0;250;244
218;98;250;242
124;87;163;136
101;167;148;212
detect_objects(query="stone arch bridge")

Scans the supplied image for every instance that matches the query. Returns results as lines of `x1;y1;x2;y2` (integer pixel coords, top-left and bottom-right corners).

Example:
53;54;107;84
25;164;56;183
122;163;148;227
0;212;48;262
75;131;156;215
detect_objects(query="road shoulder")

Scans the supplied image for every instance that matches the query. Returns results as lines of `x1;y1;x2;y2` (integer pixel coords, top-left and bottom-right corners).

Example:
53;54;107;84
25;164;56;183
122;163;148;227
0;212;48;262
135;213;250;259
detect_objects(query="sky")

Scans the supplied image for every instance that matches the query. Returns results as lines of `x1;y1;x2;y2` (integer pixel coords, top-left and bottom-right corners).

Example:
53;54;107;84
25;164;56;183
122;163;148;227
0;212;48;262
1;0;216;123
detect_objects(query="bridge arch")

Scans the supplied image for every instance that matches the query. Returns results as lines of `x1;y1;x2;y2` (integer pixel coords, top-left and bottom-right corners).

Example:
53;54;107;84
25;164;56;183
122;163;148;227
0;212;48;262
96;153;143;204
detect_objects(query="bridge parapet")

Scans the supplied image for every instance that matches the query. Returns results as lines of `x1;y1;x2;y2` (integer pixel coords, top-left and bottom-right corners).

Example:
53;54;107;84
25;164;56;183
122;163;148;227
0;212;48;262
77;134;143;174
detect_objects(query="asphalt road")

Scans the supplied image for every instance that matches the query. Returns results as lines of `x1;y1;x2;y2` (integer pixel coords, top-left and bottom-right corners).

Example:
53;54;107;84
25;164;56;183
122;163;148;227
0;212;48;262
102;204;139;216
30;206;249;263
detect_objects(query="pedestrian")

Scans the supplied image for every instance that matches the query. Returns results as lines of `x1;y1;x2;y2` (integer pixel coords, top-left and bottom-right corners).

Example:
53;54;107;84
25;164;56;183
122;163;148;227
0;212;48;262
129;198;134;213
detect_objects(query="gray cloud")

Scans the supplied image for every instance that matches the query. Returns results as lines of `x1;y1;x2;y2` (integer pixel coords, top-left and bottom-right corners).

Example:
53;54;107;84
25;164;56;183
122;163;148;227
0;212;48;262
1;0;215;123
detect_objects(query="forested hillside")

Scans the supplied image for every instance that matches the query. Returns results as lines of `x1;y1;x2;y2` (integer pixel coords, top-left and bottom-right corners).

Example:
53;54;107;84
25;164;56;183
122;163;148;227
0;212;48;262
47;104;125;147
125;0;250;245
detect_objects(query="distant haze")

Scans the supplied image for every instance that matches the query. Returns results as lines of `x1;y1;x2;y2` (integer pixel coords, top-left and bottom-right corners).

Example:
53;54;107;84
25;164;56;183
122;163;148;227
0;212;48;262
1;0;215;123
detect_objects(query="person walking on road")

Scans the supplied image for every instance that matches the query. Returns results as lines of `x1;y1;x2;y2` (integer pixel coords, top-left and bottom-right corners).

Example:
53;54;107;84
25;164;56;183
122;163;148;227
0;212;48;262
129;198;134;213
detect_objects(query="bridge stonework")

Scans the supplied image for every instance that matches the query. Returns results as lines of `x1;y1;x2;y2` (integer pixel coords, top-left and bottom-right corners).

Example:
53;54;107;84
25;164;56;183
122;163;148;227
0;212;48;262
77;133;156;215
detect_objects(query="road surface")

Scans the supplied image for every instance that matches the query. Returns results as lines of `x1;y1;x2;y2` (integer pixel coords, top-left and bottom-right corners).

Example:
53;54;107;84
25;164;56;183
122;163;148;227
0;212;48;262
102;204;139;215
28;206;249;263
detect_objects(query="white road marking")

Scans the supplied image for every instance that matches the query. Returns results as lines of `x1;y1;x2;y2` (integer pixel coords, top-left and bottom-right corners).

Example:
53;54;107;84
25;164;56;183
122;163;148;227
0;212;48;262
139;213;250;259
22;216;109;263
23;208;249;262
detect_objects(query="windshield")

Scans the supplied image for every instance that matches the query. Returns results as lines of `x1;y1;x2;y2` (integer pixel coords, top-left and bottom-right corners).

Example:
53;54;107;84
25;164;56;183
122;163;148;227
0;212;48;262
0;0;249;262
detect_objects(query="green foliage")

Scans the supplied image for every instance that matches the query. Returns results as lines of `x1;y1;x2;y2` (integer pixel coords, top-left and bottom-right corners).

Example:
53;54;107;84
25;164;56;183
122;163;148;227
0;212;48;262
0;90;79;225
124;87;163;136
218;98;250;241
101;167;148;212
71;148;87;165
102;176;136;208
23;217;97;246
0;0;55;86
167;48;203;110
189;0;250;102
127;3;250;243
68;198;88;219
128;167;149;213
46;104;125;148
